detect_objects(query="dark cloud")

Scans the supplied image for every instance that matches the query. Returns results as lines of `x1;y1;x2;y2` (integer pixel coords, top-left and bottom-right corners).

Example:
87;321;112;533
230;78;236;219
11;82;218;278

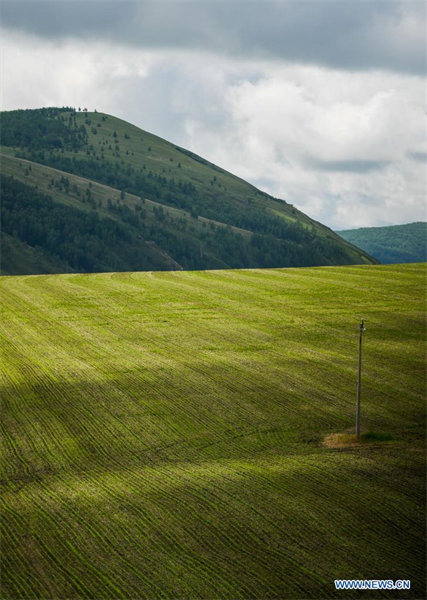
0;1;135;38
307;158;391;173
1;0;425;74
407;151;427;162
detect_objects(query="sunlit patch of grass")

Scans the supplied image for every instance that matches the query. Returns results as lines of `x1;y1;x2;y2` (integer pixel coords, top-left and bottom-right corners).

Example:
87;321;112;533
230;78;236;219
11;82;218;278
323;431;394;448
323;433;360;448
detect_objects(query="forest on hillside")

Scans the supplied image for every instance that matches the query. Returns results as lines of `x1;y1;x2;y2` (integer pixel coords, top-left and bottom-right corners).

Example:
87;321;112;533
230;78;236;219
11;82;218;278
1;108;374;274
2;176;334;274
338;222;427;264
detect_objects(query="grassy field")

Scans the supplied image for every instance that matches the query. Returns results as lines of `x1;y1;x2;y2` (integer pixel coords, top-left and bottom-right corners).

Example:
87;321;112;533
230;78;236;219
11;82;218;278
1;264;425;598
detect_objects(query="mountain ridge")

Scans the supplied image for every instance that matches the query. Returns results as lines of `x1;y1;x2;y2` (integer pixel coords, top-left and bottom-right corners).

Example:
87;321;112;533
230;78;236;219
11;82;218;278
0;107;376;274
337;222;426;264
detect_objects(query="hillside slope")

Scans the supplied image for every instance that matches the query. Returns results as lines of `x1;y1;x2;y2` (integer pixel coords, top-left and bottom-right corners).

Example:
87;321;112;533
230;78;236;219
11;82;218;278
337;222;427;264
1;264;425;598
1;107;376;274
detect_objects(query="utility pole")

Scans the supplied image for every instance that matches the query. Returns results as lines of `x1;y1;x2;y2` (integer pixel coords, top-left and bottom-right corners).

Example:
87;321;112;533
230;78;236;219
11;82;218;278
356;320;365;440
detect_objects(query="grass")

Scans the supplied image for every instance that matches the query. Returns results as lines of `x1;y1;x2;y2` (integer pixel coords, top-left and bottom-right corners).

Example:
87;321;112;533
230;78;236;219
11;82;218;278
1;263;425;598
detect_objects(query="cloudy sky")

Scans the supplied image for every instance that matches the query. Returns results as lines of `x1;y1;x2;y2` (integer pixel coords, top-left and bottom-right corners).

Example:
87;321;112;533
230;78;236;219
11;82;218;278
1;0;426;229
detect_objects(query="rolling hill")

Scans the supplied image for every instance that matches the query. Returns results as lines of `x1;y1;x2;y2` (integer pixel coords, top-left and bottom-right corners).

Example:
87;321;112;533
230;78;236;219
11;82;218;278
0;107;375;275
1;263;425;598
337;222;427;264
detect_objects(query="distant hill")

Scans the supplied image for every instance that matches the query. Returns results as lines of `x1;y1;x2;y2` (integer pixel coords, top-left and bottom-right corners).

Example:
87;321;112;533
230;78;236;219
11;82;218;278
337;222;427;264
0;107;376;275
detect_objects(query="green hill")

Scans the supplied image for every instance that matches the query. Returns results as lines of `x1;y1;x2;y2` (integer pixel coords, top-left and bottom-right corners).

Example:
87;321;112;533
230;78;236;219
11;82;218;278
1;263;425;598
337;222;427;264
0;107;375;274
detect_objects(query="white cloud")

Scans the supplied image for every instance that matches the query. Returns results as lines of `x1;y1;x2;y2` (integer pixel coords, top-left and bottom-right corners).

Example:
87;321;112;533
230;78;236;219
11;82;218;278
1;30;425;230
181;63;426;228
0;30;151;112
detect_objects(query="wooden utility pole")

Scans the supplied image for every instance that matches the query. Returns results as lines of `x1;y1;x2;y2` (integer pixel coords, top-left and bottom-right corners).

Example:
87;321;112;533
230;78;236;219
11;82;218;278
356;320;365;440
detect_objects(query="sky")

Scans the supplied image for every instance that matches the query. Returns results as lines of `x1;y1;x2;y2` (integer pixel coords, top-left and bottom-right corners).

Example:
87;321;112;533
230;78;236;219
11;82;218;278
1;0;426;229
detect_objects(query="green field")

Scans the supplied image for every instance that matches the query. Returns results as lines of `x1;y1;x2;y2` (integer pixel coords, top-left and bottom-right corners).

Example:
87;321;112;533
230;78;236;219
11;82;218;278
1;264;425;598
